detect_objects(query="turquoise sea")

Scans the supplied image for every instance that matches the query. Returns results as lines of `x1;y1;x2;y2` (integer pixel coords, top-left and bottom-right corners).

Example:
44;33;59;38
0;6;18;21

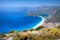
0;7;49;34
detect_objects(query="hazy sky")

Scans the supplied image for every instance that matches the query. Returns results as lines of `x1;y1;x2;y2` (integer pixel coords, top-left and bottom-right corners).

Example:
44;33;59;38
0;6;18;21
0;0;60;7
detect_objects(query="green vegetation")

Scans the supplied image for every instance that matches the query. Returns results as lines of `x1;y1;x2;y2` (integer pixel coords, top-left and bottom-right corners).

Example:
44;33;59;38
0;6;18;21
23;30;28;32
30;29;35;31
8;30;15;33
0;34;6;38
1;25;60;40
57;25;60;29
35;26;44;30
13;25;60;40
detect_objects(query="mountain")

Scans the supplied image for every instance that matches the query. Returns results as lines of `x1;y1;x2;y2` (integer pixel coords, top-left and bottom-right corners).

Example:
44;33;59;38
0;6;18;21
0;6;60;22
26;6;60;22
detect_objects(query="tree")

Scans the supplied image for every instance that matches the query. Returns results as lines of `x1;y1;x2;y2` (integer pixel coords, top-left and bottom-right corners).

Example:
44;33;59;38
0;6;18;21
30;29;35;31
23;30;28;32
8;30;15;33
35;26;44;30
57;25;60;29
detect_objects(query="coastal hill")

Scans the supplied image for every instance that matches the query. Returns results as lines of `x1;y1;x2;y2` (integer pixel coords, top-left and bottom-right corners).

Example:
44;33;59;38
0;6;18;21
0;25;60;40
26;6;60;22
0;6;60;40
26;6;60;28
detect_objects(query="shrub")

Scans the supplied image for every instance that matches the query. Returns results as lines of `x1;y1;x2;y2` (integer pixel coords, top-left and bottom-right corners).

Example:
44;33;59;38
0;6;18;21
57;25;60;29
8;30;15;33
30;29;35;31
23;30;28;32
35;26;44;30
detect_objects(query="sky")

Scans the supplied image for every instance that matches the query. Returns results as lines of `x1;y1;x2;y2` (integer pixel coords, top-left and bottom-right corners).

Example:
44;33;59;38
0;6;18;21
0;0;60;7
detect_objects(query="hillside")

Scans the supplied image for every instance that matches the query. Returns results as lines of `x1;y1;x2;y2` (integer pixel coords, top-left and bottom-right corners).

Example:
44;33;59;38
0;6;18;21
27;6;60;22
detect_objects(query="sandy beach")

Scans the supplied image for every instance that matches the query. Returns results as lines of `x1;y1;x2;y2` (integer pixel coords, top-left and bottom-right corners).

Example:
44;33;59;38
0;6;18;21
33;16;45;29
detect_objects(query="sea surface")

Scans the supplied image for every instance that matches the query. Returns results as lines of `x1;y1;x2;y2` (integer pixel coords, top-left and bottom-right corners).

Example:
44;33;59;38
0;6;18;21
0;7;49;34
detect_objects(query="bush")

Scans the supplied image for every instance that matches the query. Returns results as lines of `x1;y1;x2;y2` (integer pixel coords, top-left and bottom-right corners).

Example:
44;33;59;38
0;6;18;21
57;25;60;29
23;30;28;32
30;29;35;31
35;26;44;30
8;30;15;33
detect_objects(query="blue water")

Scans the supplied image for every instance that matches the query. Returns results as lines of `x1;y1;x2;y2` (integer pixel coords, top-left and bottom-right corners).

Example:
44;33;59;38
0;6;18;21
0;7;49;34
0;15;42;33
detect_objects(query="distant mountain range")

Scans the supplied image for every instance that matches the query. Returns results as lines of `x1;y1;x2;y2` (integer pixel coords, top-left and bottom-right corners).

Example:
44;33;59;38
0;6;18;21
26;6;60;22
0;6;60;22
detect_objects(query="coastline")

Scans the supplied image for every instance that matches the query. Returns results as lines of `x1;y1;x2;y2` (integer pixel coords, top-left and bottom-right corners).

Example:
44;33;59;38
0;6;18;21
33;16;45;29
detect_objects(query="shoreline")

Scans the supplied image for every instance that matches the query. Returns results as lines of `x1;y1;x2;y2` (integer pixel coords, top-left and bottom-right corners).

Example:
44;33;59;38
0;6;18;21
33;16;45;29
